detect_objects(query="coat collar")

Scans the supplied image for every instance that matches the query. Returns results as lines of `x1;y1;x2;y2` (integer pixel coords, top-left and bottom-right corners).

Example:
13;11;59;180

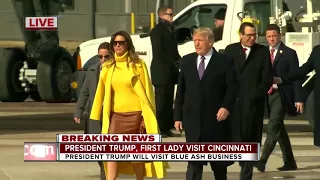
88;62;100;71
88;62;101;85
272;42;284;67
237;42;259;73
201;48;218;80
97;60;158;134
193;48;219;81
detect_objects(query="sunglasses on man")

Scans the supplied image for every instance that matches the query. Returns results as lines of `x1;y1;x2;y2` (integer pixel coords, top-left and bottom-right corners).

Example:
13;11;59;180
164;13;174;17
98;54;111;60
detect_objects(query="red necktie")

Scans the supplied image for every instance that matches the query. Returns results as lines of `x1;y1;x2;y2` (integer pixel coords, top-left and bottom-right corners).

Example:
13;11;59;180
270;48;275;64
243;48;247;53
243;48;248;59
268;49;276;94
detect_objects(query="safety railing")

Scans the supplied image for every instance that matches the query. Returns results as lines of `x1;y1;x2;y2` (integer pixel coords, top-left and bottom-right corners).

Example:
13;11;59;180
130;13;155;34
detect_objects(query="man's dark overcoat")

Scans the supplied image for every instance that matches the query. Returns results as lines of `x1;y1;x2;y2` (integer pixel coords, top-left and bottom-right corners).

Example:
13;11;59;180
224;43;273;143
174;48;237;166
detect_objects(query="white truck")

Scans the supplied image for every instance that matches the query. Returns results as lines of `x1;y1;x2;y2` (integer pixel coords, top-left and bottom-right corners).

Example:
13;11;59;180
72;0;320;128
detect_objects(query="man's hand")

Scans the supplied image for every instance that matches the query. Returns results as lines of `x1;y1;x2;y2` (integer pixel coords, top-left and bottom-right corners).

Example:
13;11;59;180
74;117;80;124
295;102;304;113
174;121;183;133
216;108;229;121
273;77;283;84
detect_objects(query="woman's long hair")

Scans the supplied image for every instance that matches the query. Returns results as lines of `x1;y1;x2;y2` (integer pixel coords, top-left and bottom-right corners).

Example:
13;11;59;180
108;31;140;67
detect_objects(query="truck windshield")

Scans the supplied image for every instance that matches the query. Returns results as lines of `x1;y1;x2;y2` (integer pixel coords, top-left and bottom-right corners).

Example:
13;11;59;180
244;1;270;36
173;4;227;30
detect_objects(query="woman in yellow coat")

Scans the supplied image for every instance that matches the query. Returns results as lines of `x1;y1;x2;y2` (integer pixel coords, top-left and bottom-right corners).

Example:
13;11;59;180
90;30;169;180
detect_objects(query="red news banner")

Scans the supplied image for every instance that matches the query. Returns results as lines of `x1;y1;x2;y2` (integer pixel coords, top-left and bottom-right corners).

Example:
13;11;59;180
24;134;259;162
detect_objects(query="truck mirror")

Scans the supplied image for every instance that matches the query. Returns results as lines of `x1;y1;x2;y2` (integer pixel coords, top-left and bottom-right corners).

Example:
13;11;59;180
175;28;192;44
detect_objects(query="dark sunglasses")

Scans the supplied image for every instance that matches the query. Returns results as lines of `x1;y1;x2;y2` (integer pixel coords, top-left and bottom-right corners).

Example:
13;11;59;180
98;54;111;59
164;13;174;17
113;41;126;46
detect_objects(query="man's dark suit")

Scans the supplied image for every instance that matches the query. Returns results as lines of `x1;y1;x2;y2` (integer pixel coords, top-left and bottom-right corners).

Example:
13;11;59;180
281;45;320;147
150;20;181;134
224;43;273;180
174;48;237;180
74;62;105;179
258;43;301;169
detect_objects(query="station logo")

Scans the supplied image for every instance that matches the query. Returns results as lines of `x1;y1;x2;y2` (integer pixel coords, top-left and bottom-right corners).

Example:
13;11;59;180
25;17;58;30
24;142;57;161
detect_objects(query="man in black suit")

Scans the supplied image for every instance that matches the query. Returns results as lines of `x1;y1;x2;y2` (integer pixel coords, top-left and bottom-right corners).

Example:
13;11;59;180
150;5;181;137
274;45;320;147
73;42;110;180
174;27;237;180
255;24;301;172
224;22;273;180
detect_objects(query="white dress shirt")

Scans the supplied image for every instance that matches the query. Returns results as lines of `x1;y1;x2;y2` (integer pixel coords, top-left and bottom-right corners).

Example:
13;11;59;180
269;43;281;60
197;48;213;70
241;45;251;59
270;43;281;89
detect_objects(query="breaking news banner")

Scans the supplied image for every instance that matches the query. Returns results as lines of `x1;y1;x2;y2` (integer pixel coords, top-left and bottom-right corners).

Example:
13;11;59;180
24;135;260;162
24;142;57;162
25;17;58;30
57;143;259;162
56;134;161;143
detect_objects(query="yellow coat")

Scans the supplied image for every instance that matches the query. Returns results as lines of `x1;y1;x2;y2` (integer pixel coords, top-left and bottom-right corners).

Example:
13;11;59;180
90;59;169;178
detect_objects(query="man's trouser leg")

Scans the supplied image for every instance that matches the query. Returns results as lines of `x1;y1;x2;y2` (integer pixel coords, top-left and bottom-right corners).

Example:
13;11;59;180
240;161;254;180
260;92;295;164
98;161;106;180
186;163;203;180
278;119;296;165
210;162;227;180
87;109;105;179
155;84;175;134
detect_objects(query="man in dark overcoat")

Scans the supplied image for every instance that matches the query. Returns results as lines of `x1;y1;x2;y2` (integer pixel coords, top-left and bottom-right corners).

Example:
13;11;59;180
150;5;181;137
274;45;320;147
73;42;110;180
224;22;273;180
174;27;237;180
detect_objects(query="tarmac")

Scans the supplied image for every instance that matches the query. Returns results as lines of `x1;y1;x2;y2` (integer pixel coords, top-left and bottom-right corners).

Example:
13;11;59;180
0;101;319;180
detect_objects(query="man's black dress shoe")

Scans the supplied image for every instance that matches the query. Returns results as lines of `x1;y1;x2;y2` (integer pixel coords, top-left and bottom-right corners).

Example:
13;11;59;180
254;162;266;172
277;164;297;171
161;131;181;138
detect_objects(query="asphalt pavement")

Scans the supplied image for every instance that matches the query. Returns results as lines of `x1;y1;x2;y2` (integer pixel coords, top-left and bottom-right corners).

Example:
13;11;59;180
0;101;319;180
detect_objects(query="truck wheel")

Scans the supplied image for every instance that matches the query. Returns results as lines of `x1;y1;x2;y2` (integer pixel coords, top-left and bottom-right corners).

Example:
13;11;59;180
36;47;75;103
306;90;315;130
0;48;28;102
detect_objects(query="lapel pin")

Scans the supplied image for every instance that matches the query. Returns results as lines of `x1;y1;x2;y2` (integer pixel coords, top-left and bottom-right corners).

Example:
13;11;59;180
279;50;283;53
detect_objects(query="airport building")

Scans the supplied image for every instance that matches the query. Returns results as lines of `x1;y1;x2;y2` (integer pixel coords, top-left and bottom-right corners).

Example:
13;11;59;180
0;0;317;41
0;0;192;41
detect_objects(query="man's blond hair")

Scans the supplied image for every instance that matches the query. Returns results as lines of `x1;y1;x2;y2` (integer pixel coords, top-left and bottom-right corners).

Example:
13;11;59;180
193;27;214;42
